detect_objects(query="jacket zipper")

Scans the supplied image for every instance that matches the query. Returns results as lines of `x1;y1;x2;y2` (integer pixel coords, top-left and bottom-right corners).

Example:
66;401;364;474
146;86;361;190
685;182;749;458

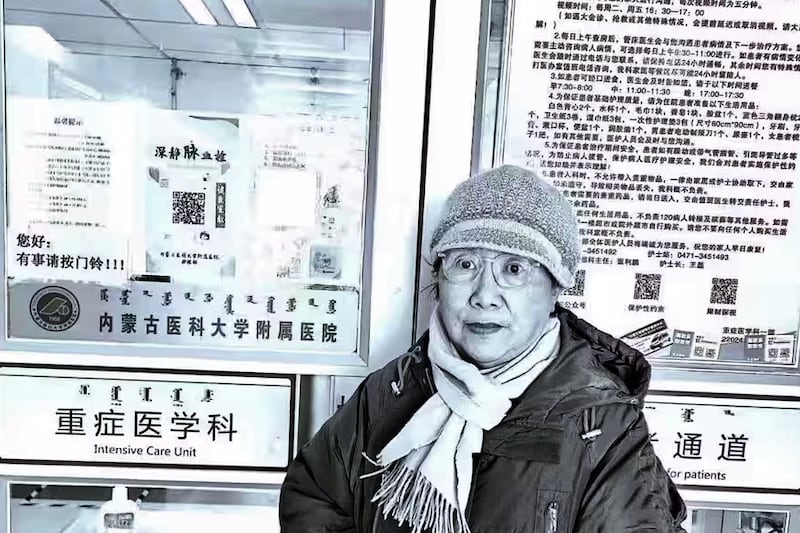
546;501;559;533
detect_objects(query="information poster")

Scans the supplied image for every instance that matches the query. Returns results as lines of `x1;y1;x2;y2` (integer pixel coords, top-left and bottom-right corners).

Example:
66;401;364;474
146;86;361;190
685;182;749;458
644;394;800;490
145;112;243;285
502;0;800;366
5;97;139;285
239;114;367;288
0;367;294;469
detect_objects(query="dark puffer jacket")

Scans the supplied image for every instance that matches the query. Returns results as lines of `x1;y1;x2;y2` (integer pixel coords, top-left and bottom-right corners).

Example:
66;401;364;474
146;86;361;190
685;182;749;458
280;306;688;533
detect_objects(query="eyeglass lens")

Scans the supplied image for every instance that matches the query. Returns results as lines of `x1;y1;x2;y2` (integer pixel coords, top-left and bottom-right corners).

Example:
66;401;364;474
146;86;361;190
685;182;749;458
442;251;534;287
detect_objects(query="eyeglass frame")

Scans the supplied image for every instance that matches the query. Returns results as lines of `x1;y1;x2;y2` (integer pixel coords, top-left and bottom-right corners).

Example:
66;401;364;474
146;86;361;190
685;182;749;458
436;249;542;289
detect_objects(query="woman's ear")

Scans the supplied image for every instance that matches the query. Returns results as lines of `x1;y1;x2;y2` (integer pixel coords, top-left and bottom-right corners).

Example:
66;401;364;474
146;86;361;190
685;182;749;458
549;286;562;315
551;277;563;300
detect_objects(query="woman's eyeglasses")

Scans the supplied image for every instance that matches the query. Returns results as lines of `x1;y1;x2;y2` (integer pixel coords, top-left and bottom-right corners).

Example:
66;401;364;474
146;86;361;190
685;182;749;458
438;250;540;288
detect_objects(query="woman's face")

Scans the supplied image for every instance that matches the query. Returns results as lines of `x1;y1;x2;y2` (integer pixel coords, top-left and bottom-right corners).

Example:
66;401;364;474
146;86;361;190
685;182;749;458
437;247;559;367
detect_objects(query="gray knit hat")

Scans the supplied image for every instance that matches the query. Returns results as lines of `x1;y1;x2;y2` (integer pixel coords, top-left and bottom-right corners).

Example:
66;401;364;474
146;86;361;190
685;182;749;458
430;164;581;288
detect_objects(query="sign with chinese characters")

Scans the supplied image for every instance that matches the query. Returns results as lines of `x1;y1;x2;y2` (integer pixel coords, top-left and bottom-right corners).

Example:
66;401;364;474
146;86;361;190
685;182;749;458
0;367;295;470
145;111;243;286
500;0;800;367
644;394;800;490
5;97;138;285
7;280;358;353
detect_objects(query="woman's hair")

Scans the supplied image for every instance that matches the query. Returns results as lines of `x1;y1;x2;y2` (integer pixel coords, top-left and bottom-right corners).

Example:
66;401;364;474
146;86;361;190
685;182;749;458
422;257;443;300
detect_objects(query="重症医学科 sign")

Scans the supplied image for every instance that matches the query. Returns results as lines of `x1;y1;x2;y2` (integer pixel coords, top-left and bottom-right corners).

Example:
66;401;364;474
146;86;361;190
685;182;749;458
0;367;296;471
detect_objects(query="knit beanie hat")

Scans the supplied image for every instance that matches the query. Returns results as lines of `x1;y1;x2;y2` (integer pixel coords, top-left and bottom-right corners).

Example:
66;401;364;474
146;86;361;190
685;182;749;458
430;164;581;289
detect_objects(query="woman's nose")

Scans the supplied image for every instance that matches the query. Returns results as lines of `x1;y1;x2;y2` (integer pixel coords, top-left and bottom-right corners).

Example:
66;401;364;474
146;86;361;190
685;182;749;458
469;264;502;308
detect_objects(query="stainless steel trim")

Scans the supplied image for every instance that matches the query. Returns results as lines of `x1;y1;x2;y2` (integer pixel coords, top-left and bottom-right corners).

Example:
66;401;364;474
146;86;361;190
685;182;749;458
470;0;493;175
493;0;515;166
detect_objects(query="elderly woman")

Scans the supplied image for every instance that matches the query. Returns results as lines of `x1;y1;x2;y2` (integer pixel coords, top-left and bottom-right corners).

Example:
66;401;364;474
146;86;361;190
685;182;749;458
279;165;687;533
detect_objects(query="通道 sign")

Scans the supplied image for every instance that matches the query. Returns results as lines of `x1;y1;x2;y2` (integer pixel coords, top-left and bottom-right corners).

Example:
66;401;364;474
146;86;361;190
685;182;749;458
645;394;800;491
0;367;295;471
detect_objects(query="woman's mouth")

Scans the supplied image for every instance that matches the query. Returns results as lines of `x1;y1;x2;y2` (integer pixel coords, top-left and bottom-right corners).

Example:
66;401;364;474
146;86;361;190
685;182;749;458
465;322;503;335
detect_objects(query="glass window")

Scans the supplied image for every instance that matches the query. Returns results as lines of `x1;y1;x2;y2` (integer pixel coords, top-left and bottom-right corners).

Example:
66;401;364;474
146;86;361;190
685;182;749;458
9;483;284;533
2;0;375;359
686;507;788;533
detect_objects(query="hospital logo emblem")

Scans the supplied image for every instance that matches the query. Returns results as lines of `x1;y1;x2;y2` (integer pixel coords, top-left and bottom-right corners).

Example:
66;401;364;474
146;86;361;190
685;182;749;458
30;286;80;332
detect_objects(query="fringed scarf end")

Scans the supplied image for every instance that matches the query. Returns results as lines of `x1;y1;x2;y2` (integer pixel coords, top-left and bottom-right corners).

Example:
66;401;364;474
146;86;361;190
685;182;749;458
371;462;471;533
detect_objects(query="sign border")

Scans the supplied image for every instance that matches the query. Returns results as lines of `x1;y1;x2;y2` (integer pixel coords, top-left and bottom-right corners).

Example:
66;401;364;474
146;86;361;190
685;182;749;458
647;389;800;495
0;363;297;473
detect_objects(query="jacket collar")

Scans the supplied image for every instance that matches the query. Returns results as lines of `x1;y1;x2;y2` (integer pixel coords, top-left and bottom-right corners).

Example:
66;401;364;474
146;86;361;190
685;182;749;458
407;305;650;424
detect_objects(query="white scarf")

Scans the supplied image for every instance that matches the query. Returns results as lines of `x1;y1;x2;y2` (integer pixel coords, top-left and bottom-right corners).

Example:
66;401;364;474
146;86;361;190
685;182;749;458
370;306;561;533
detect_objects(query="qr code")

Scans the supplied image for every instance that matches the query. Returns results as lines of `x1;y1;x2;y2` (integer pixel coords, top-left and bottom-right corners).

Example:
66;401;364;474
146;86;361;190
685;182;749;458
563;269;586;297
768;348;792;363
633;273;661;300
710;277;738;305
172;191;205;225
